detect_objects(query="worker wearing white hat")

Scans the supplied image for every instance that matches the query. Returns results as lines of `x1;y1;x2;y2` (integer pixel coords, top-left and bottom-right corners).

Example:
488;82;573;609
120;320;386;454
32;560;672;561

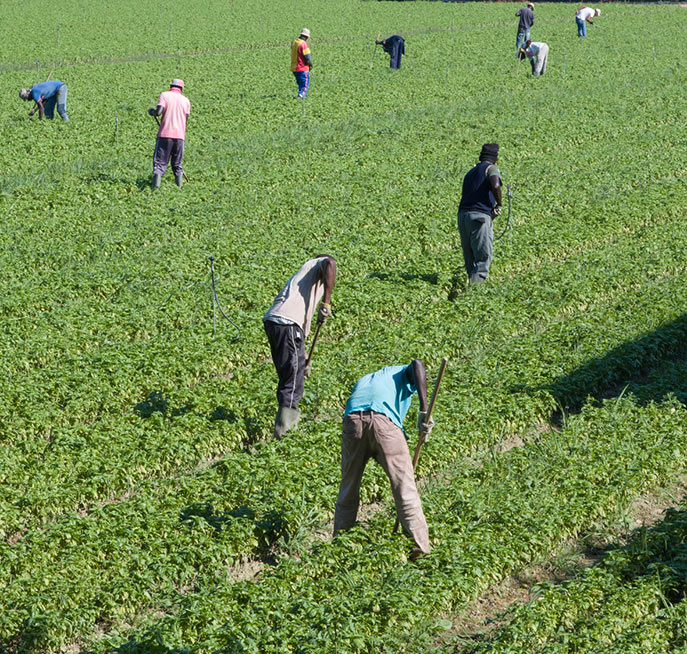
291;28;313;98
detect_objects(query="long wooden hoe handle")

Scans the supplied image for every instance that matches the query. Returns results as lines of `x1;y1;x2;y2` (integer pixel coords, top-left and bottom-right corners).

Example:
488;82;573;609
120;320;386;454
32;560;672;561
305;321;323;369
393;356;449;534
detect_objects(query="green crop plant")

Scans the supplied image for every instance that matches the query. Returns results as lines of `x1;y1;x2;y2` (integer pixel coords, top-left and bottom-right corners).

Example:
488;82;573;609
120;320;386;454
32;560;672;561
1;1;687;652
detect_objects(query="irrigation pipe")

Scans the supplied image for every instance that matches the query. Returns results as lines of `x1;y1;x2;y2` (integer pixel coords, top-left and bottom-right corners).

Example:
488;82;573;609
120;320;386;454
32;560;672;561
209;256;241;342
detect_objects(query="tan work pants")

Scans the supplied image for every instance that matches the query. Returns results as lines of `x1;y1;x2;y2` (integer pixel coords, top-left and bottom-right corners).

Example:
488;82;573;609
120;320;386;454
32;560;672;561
334;411;431;553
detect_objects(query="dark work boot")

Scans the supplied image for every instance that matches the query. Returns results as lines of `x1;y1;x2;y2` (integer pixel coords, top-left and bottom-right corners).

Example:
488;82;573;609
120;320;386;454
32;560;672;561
175;173;184;188
152;174;161;189
274;406;300;439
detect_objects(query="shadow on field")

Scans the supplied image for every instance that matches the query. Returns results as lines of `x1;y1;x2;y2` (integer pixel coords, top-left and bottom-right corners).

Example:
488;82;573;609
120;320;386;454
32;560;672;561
180;502;287;564
368;271;439;285
525;314;687;419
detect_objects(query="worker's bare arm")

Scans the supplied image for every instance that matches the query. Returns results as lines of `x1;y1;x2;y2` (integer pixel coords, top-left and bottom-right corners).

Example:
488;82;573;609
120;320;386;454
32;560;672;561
320;256;337;304
408;360;429;413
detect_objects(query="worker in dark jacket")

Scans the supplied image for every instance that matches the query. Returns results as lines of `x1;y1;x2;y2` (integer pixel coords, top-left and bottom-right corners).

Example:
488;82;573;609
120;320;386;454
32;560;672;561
515;3;535;55
376;35;405;69
457;143;503;285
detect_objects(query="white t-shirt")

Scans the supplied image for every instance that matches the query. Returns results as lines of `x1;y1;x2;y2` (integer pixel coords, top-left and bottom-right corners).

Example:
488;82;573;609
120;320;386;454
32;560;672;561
527;42;546;58
576;7;595;21
263;257;327;337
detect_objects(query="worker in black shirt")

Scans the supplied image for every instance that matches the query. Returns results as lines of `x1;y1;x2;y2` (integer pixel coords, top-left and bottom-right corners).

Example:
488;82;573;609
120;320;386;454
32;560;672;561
457;144;503;285
515;2;535;56
376;35;405;70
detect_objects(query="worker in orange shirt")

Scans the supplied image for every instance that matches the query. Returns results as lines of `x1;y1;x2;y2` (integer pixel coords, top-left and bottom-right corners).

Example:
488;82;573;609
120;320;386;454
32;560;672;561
291;28;313;98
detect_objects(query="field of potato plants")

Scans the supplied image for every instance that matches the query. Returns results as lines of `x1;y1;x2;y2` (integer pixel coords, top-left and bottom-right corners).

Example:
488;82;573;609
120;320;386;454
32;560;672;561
2;0;687;651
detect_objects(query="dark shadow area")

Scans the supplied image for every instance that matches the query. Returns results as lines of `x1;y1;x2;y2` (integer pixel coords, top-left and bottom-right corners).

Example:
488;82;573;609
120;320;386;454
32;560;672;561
519;314;687;416
179;502;288;563
134;390;192;418
368;271;439;285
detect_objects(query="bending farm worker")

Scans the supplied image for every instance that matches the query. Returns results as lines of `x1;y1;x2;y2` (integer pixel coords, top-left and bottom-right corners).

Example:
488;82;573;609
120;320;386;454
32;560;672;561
375;35;405;69
520;40;549;77
148;78;190;189
457;143;503;285
263;255;337;438
334;359;434;561
19;80;69;121
291;28;312;99
515;3;535;56
575;6;600;37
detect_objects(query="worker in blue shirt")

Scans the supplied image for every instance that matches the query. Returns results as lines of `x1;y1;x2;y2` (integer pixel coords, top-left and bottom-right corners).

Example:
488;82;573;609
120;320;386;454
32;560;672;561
19;80;69;121
334;359;434;559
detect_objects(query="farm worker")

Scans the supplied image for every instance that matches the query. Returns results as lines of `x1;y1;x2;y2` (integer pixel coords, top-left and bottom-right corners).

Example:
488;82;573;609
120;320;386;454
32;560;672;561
291;28;313;99
575;6;600;37
263;255;337;438
457;143;503;285
520;40;549;77
375;35;405;69
19;80;69;121
148;78;190;189
334;360;434;560
515;3;535;56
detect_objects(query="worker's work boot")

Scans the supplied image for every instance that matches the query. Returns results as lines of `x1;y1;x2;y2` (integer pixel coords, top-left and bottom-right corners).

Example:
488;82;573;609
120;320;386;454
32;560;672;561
175;173;184;188
273;406;300;439
152;174;161;189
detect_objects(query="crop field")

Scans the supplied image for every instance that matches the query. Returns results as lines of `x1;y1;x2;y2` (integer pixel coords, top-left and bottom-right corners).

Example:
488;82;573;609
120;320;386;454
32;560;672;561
2;0;687;652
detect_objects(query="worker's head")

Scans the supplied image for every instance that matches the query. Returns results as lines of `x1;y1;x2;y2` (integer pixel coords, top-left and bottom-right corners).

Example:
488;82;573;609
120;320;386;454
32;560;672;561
19;88;31;101
527;2;534;8
525;39;532;47
170;78;184;90
479;143;499;164
300;28;310;39
594;8;600;15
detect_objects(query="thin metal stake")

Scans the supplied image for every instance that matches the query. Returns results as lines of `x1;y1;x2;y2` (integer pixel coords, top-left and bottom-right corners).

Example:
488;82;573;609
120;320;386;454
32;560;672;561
177;46;181;73
35;59;39;77
210;257;217;337
446;68;449;94
115;110;119;146
57;25;60;46
653;39;657;64
563;48;567;75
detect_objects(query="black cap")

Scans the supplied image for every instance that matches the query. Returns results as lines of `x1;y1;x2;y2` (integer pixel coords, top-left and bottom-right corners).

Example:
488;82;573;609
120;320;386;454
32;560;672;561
480;143;499;163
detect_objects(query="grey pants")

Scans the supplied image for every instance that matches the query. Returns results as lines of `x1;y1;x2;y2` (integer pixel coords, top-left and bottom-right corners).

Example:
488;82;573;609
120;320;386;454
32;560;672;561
334;411;431;553
43;84;69;121
153;137;185;176
533;44;549;77
457;210;493;282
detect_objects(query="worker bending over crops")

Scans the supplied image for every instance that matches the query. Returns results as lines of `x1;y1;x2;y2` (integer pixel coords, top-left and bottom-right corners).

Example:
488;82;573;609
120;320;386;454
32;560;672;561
291;28;313;99
263;255;336;438
519;40;549;76
575;6;600;37
148;79;190;189
515;3;535;56
375;35;405;69
334;360;434;560
19;80;69;121
457;143;503;285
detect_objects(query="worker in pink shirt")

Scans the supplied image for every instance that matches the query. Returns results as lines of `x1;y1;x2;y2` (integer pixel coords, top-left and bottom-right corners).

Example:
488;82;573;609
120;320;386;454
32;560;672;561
148;79;190;188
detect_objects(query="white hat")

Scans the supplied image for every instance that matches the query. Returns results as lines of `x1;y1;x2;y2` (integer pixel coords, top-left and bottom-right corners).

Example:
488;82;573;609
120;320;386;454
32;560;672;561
300;28;310;38
595;8;601;15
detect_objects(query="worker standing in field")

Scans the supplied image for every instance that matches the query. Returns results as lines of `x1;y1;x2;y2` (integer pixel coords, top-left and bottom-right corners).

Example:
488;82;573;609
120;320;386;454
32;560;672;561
457;143;503;285
375;35;405;69
263;255;336;438
148;79;190;189
334;360;434;560
291;28;313;98
575;6;600;37
520;40;549;77
19;80;69;121
515;3;535;56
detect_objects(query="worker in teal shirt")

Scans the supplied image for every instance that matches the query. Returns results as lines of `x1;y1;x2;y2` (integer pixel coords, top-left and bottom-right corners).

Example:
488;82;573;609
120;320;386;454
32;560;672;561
334;360;434;559
19;80;69;121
